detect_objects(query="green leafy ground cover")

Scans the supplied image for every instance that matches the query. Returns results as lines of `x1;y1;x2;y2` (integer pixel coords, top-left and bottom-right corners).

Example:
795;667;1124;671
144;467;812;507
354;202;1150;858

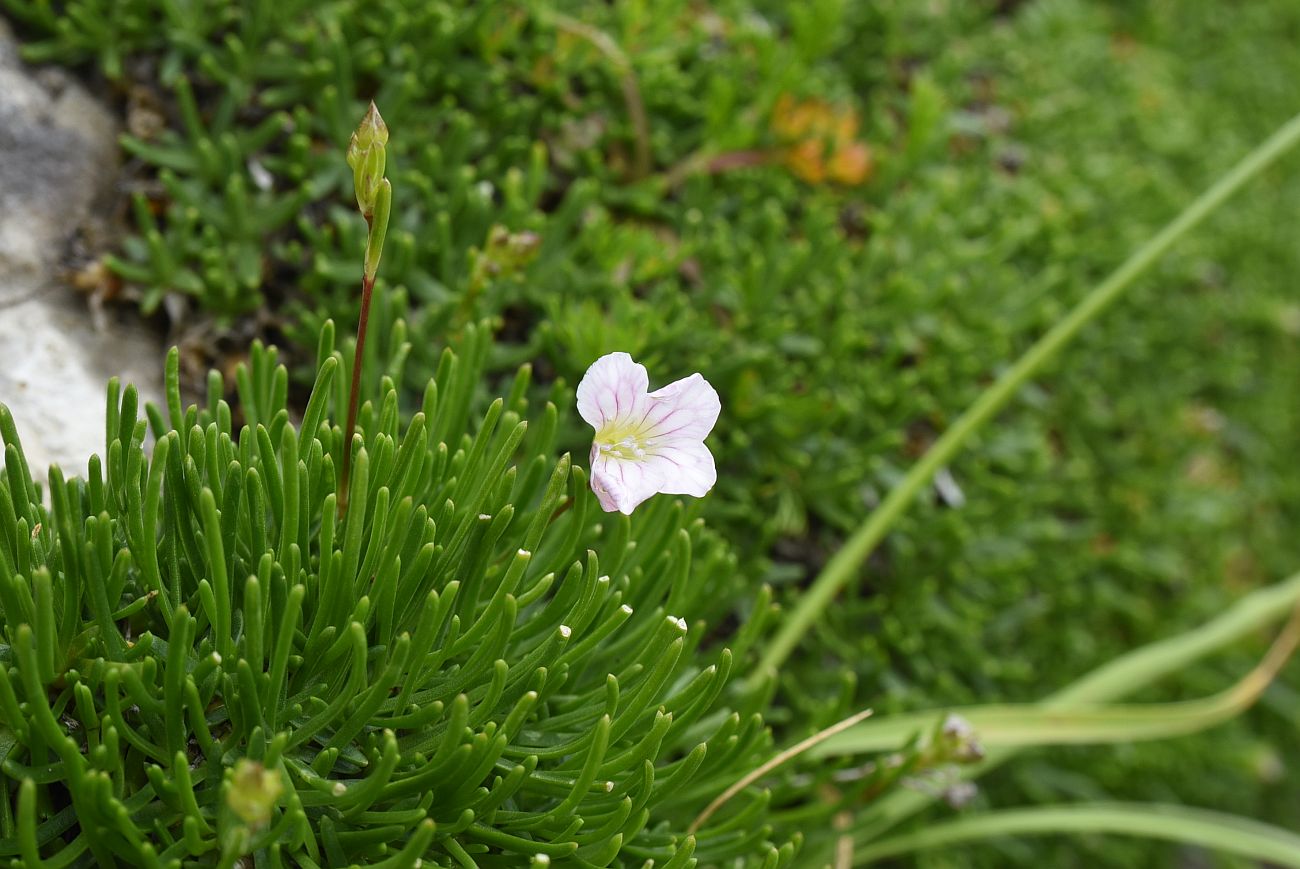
0;331;794;866
4;0;1300;865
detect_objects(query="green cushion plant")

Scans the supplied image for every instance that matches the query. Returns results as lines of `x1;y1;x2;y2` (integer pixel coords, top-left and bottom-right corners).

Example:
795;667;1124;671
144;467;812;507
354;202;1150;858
0;105;799;867
5;2;1300;865
0;313;801;868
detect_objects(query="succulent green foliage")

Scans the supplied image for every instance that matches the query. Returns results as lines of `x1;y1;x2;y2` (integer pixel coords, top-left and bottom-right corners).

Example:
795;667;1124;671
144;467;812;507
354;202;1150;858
4;0;568;319
0;0;993;546
8;0;1300;865
0;325;797;867
2;0;958;541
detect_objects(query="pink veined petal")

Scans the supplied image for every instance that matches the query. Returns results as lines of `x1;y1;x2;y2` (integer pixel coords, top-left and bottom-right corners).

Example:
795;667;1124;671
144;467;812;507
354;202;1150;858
577;352;650;431
645;373;721;442
590;452;666;515
648;440;717;498
589;464;626;513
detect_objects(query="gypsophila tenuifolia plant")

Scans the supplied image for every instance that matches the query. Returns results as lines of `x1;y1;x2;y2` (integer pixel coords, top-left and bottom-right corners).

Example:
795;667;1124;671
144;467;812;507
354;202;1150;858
9;2;1300;866
0;320;798;866
0;99;792;869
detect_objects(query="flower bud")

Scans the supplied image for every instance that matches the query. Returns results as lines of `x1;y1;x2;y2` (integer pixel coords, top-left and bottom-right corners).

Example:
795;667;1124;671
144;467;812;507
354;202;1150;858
354;101;388;150
226;759;283;829
347;102;389;218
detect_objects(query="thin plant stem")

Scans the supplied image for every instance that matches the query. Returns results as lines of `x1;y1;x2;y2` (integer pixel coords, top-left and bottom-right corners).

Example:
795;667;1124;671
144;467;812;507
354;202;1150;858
853;802;1300;867
833;810;854;869
756;110;1300;679
687;707;873;834
338;273;375;517
661;148;773;190
850;569;1300;849
543;9;651;180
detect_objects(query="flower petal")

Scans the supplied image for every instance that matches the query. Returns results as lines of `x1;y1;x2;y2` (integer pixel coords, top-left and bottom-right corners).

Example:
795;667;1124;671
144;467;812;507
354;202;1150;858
590;452;666;515
588;464;626;513
649;440;717;498
577;352;650;431
646;373;721;442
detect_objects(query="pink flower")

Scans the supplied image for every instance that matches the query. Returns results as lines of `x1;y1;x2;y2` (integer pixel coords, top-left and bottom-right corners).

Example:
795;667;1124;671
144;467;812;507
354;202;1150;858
576;352;721;514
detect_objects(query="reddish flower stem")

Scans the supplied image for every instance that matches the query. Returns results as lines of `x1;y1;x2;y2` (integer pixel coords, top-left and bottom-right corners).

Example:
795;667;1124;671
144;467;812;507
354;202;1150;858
662;148;773;190
338;272;375;517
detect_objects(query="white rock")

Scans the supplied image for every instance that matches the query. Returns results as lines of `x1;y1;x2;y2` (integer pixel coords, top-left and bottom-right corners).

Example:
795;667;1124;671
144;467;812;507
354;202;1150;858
0;21;163;480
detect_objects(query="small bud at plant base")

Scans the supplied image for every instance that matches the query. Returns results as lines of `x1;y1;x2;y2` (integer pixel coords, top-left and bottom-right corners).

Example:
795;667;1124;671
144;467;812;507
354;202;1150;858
227;759;283;829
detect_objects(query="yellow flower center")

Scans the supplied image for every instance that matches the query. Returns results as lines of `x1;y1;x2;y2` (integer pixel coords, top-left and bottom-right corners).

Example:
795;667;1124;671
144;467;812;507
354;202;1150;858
595;418;653;461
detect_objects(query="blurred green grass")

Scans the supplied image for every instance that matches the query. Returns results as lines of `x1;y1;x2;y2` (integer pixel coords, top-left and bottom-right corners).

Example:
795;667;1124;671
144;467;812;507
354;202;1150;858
5;0;1300;864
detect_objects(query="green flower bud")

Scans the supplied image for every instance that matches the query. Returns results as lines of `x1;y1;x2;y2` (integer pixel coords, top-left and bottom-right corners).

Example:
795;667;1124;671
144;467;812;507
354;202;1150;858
354;100;388;151
348;102;389;218
226;759;283;829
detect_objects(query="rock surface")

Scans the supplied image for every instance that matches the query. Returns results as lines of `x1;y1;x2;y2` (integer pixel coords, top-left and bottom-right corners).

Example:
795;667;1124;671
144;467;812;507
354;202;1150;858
0;20;164;478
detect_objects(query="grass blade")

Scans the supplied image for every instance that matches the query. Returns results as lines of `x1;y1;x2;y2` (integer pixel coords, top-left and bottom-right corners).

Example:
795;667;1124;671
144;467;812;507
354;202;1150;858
854;803;1300;867
816;598;1300;756
851;570;1300;844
